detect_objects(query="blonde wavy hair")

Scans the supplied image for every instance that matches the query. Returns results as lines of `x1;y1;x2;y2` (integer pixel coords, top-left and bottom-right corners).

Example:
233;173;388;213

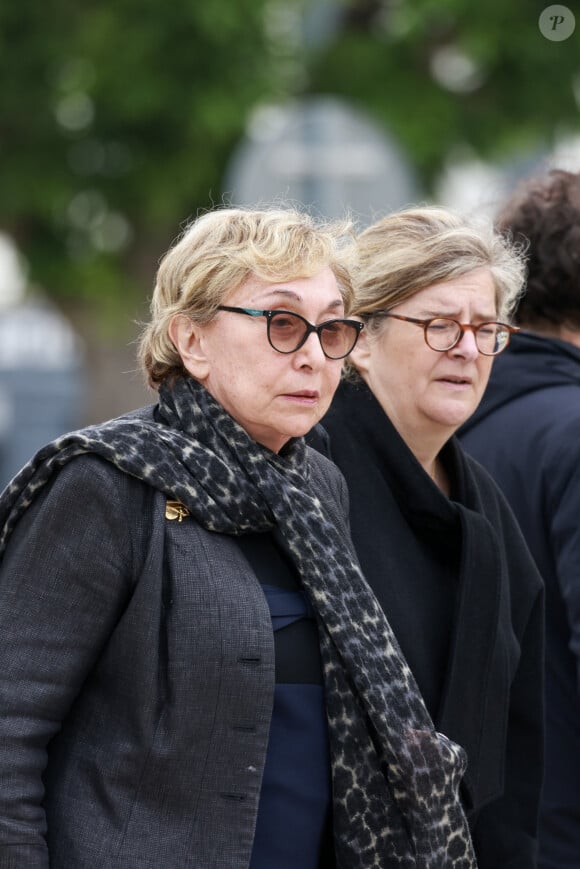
138;206;356;387
353;206;526;335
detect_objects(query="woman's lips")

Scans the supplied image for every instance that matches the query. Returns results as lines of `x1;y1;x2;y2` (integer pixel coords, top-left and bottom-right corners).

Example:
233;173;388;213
283;390;320;403
436;375;472;388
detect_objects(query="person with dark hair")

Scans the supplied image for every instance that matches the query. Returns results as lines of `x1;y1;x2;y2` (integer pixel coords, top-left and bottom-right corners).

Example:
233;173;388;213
460;168;580;868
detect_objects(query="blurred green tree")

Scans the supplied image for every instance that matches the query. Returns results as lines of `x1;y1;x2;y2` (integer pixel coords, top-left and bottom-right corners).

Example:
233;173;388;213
307;0;580;187
1;0;578;325
0;0;290;321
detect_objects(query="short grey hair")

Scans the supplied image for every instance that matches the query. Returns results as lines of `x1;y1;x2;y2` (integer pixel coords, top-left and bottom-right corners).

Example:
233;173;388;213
353;205;526;327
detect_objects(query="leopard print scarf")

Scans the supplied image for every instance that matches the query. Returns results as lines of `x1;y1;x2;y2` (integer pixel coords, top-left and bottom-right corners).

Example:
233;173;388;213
0;375;477;868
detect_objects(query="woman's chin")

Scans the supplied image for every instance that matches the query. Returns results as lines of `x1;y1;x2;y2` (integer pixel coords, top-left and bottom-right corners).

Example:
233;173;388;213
430;400;478;432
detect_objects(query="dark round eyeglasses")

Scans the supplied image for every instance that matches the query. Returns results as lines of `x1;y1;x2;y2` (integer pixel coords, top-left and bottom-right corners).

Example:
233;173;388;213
374;312;520;356
217;305;364;360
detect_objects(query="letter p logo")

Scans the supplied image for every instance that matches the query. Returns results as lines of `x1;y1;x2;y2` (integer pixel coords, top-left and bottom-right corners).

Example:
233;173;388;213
539;5;576;40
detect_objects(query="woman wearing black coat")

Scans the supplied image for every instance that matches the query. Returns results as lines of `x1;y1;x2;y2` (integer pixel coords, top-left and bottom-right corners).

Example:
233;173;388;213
311;206;545;868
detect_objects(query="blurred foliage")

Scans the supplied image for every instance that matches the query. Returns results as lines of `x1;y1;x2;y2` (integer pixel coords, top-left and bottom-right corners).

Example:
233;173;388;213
1;0;579;325
308;0;580;185
0;0;288;323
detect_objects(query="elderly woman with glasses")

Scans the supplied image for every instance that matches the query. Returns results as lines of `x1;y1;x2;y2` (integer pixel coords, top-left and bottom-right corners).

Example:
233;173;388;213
0;206;480;869
309;206;545;869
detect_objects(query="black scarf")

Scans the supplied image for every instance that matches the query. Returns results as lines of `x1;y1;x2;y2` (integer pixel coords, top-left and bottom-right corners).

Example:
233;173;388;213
0;376;477;868
317;377;513;814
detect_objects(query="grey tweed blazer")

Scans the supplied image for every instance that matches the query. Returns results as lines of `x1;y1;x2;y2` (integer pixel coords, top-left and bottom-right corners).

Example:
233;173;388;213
0;436;349;868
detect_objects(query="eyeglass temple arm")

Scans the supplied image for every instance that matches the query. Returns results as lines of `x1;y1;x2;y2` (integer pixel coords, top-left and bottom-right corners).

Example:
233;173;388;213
218;305;265;317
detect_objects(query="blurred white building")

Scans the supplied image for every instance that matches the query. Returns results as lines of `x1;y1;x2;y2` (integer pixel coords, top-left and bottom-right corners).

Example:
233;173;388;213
0;233;85;488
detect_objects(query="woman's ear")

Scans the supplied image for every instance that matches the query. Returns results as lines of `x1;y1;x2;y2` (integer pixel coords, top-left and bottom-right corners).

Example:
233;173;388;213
348;328;372;375
168;314;211;381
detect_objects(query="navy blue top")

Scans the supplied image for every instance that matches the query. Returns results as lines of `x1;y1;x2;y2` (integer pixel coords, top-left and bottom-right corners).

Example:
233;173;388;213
235;534;334;869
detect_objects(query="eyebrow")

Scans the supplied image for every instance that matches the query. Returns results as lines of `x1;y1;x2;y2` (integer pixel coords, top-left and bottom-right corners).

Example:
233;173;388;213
416;308;498;322
259;288;344;313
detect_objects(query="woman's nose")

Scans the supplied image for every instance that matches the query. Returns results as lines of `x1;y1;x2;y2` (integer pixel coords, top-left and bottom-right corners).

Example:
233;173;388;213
294;331;327;367
451;328;479;359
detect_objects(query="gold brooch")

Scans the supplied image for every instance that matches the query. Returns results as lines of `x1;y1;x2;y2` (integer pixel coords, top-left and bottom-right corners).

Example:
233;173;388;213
165;500;190;522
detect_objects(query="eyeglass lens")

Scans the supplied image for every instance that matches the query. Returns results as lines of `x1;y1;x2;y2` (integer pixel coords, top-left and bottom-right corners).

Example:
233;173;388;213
268;312;359;359
425;319;511;355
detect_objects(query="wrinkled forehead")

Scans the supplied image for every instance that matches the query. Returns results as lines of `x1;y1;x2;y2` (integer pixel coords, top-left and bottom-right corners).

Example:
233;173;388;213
405;269;498;317
223;269;345;313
